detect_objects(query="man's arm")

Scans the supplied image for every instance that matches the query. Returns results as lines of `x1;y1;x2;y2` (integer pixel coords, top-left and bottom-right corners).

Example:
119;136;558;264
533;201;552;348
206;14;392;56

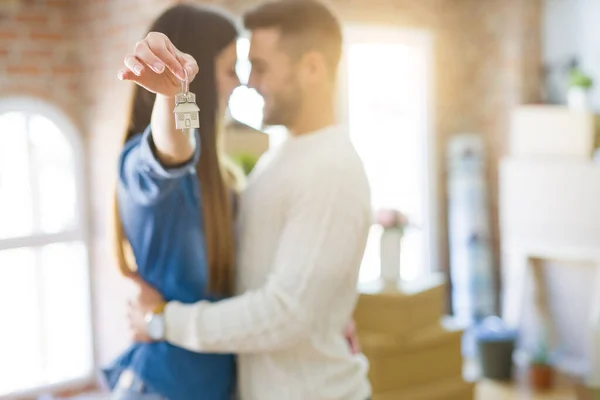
163;167;371;353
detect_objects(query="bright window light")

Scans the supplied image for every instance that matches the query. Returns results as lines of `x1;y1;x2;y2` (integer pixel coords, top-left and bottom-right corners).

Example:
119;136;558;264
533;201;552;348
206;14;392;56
0;100;94;397
341;27;434;283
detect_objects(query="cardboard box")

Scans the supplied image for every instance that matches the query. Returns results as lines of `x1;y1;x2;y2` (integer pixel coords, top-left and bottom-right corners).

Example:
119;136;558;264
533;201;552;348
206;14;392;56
372;375;475;400
509;105;600;158
223;120;269;158
354;274;445;335
362;322;464;392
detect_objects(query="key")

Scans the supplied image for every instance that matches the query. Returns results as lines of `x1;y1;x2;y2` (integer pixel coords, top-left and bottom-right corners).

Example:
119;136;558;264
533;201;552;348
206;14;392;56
173;68;200;131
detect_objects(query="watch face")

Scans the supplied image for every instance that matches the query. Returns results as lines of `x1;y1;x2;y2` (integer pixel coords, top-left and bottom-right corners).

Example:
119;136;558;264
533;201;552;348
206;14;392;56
145;313;165;340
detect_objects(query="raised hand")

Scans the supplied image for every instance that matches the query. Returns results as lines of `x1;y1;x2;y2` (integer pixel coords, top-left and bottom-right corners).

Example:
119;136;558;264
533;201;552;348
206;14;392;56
118;32;199;98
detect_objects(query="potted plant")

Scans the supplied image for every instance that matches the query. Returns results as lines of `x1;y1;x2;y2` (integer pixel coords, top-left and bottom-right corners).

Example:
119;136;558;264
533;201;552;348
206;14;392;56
567;64;594;110
231;152;259;176
374;209;410;286
529;336;554;391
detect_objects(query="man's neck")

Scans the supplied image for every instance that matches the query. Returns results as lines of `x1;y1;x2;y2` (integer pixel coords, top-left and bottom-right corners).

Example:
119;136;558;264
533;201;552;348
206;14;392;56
288;95;336;136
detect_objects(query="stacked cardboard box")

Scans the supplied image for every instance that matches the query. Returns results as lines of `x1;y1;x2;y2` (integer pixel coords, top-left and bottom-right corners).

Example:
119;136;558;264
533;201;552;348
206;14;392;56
354;274;474;400
509;105;600;159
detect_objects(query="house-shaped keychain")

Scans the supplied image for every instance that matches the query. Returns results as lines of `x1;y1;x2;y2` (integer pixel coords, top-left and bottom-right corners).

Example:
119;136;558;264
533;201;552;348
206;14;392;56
174;91;200;130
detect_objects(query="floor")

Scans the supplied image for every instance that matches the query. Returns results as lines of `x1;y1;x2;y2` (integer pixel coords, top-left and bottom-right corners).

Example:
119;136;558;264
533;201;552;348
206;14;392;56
477;380;578;399
465;356;592;399
52;383;589;400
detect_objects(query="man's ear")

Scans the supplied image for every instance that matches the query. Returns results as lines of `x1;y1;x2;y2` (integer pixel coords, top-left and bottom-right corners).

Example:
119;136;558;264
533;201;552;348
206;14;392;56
299;51;327;85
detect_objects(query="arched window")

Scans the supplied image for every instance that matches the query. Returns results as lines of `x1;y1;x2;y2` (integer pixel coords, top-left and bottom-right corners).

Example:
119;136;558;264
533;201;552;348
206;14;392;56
0;98;94;397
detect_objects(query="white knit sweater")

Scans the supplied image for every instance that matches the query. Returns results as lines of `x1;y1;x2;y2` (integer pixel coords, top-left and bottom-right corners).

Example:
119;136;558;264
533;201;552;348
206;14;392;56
164;125;372;400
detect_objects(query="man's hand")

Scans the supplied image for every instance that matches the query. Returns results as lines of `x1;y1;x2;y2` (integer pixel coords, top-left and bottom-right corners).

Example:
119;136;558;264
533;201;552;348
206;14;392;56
127;277;166;343
344;320;361;354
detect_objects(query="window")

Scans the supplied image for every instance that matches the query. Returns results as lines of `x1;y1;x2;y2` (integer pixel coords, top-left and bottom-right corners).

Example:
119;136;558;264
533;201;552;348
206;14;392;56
338;27;437;283
229;37;263;131
0;98;94;397
228;31;437;284
229;37;289;148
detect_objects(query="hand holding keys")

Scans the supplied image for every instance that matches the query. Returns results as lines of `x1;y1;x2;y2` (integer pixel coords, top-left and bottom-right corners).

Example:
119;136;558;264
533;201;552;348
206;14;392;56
118;32;200;130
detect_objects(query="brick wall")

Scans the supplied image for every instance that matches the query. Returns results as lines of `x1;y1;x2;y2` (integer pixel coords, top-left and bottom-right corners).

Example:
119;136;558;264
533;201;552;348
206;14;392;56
0;0;541;378
0;0;82;129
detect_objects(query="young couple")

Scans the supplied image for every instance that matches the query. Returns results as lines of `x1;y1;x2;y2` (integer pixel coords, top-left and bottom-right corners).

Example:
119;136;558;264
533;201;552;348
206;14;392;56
104;1;372;399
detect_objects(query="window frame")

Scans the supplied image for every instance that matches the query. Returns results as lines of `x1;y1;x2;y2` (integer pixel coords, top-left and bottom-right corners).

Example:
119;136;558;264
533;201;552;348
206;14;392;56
0;96;96;399
337;26;439;278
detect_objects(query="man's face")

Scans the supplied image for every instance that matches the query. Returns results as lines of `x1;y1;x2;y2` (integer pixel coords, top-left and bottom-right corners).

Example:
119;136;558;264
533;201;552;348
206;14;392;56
247;28;302;127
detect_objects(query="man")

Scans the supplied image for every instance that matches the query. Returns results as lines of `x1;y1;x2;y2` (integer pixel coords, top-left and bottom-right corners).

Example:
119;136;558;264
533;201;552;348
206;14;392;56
129;1;372;399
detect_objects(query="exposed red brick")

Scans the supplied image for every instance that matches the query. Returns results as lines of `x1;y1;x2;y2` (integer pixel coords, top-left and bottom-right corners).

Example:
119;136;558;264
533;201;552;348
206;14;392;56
45;0;73;8
1;86;49;101
6;65;43;75
0;30;19;40
19;49;54;60
52;65;80;75
68;81;81;92
29;30;64;41
104;23;129;37
14;12;48;24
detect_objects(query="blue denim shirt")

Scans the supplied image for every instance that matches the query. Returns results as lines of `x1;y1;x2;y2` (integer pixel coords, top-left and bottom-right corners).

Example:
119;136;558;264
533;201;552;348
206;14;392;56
102;126;236;400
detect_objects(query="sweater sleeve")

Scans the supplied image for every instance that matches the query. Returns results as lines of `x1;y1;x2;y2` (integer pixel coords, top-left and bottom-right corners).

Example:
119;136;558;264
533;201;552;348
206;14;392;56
163;165;371;353
118;125;200;205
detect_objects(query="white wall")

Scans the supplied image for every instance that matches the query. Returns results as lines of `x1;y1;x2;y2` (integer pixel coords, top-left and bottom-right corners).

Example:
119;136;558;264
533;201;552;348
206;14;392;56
543;0;600;109
543;0;581;65
517;260;596;369
578;0;600;110
499;158;600;372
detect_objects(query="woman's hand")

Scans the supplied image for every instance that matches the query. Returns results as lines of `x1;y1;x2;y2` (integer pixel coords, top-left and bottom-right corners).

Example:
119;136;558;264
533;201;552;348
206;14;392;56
118;32;199;98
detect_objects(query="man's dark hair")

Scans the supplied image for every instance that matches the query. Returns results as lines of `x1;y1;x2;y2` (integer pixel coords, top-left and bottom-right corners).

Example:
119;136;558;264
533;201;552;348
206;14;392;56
243;0;343;76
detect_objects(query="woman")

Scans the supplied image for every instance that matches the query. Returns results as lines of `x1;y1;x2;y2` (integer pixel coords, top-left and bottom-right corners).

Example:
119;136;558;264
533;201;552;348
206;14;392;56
103;4;242;400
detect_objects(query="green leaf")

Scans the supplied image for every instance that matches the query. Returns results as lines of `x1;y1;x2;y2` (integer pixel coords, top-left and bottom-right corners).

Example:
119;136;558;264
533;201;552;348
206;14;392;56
569;68;594;89
231;153;259;176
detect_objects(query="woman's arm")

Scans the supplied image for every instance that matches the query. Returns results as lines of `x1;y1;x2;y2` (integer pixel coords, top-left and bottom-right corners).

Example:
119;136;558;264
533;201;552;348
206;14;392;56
117;127;200;206
116;32;201;204
119;32;199;166
150;94;195;167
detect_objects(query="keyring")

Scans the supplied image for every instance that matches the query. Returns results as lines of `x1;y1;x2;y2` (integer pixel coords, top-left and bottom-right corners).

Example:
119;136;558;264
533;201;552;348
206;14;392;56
173;65;199;132
180;68;189;94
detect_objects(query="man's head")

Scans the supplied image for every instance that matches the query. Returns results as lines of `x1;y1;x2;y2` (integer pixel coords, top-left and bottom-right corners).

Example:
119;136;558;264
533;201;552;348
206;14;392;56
243;0;343;127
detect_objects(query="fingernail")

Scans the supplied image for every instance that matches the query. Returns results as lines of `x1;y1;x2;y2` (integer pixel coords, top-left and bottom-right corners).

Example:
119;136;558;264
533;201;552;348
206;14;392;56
153;63;164;73
134;64;143;75
186;66;194;77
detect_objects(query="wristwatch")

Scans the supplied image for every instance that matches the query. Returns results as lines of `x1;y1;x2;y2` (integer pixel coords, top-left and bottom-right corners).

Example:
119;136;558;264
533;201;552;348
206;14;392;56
144;305;166;341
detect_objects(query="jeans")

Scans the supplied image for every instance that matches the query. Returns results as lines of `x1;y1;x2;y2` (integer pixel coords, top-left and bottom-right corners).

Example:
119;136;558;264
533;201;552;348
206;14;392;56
111;370;165;400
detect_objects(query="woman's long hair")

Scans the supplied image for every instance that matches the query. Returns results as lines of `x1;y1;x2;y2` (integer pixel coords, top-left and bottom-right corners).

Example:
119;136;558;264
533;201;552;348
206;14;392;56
112;4;240;296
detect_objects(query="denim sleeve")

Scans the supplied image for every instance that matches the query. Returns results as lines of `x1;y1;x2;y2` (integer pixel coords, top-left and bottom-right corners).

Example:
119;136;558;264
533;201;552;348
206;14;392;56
118;125;200;205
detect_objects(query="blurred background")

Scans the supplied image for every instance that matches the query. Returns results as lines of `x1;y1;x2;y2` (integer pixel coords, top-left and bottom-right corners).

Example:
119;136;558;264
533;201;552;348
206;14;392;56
1;0;599;399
